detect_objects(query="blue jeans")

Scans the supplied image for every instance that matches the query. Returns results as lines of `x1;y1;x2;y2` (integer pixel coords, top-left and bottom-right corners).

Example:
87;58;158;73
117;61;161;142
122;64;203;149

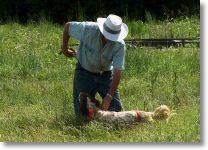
73;63;122;116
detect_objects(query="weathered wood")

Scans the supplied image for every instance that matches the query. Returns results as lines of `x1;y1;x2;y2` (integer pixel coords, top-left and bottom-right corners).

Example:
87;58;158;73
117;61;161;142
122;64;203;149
69;38;200;48
125;38;200;47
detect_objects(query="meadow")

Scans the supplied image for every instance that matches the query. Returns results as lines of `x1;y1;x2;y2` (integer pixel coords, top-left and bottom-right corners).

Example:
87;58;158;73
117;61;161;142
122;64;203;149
0;17;200;142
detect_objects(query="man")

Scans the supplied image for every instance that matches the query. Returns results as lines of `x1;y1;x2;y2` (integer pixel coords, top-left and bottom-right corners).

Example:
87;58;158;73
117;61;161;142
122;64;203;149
62;14;128;117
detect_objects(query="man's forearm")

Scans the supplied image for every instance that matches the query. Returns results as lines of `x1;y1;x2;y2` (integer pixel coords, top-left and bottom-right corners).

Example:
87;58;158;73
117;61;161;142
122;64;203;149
108;69;122;97
62;22;70;51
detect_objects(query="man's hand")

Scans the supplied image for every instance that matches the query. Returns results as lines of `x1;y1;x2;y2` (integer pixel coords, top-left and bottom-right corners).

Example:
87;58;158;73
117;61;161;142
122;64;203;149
101;94;112;111
62;47;76;58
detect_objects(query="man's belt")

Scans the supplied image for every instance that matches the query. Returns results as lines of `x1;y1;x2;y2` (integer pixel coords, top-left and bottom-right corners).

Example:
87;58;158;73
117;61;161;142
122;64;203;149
76;62;112;76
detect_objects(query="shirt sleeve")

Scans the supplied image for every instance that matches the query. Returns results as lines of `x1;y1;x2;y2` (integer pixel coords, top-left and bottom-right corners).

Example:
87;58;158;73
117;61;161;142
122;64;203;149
69;22;85;41
113;44;126;70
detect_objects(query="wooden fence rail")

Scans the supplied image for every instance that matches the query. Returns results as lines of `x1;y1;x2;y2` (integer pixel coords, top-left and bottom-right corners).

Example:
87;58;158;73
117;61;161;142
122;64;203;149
125;38;200;47
69;38;200;48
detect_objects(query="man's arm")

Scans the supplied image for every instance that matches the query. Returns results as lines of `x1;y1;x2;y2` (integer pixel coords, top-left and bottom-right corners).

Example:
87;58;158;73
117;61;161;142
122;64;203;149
101;69;122;111
62;22;76;57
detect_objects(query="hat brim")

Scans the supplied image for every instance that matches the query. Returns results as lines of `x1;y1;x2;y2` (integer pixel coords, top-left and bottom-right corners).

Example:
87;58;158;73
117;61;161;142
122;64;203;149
97;18;128;42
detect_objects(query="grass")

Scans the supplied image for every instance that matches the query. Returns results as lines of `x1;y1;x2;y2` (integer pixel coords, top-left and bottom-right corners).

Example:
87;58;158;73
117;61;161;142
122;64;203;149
126;16;200;39
0;18;200;142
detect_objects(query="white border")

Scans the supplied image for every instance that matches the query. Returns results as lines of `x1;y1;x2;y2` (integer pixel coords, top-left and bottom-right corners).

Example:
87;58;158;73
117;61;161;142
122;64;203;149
0;1;206;150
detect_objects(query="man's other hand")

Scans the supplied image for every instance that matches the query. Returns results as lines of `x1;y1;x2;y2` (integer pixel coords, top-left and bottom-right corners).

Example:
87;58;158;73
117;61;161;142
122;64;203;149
101;95;112;111
62;47;76;58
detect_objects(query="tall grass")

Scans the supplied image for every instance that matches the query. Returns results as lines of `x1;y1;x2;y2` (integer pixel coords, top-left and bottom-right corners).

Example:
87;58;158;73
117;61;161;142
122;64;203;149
126;16;200;39
0;17;200;142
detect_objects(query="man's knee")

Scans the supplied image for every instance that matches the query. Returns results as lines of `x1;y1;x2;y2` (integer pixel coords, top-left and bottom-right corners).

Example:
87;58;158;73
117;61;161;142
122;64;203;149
108;98;122;112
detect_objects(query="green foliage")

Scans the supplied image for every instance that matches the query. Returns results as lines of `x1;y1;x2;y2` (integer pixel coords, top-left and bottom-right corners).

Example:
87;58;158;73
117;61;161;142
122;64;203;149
0;18;200;142
127;16;200;39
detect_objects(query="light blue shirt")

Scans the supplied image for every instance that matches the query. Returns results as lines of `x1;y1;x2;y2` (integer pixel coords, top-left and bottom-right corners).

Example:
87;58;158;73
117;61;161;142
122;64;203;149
69;21;126;73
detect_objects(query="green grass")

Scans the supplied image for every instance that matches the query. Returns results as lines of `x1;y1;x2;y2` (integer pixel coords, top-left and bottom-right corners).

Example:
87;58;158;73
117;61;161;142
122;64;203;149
0;18;200;142
126;16;200;39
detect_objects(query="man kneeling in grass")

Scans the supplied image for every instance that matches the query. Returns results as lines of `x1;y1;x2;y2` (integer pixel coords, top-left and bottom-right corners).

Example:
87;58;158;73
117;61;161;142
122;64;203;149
62;14;128;119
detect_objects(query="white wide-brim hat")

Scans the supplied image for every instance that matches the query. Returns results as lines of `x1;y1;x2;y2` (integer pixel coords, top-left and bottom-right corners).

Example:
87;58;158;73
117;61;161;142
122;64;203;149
97;14;128;42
